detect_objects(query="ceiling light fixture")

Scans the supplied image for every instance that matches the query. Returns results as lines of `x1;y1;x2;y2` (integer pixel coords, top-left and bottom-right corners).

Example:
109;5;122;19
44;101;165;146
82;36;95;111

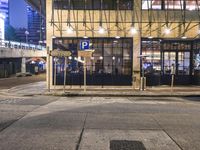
115;35;120;39
98;26;105;34
66;25;74;34
130;26;137;35
181;36;187;39
164;27;171;35
148;36;153;39
83;35;88;39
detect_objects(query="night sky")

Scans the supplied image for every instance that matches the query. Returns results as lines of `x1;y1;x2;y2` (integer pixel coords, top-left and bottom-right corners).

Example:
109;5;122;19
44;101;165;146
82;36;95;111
9;0;27;28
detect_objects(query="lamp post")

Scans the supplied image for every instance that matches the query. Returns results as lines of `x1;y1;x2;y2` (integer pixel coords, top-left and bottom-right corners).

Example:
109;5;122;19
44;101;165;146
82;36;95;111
25;30;29;43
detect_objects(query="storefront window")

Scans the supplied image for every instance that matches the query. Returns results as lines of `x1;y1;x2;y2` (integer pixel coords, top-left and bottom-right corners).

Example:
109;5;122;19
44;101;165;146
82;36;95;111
53;37;133;85
142;39;161;74
193;40;200;72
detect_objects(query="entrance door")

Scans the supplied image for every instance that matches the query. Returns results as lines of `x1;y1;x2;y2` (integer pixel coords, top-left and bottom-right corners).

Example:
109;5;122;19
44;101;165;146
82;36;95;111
162;51;191;85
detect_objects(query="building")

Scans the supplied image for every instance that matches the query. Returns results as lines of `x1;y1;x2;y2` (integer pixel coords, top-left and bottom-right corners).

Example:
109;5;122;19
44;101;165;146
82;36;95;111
0;0;9;24
0;0;8;40
27;5;45;45
28;0;200;89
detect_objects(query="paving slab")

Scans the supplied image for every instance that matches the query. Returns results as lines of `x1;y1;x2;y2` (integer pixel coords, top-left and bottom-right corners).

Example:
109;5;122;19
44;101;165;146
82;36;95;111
79;129;181;150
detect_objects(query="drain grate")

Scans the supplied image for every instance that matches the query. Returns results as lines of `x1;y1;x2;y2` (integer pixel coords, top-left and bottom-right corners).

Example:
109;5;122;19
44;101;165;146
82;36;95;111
110;140;146;150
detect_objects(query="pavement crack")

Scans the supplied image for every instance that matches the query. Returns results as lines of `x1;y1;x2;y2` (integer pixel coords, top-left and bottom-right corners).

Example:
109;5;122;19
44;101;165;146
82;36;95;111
152;116;184;150
162;129;184;150
75;113;88;150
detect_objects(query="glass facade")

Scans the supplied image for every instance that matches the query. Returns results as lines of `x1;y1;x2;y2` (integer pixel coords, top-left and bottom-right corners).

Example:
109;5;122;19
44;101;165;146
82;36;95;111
142;0;200;10
54;0;133;10
53;38;133;86
142;39;200;85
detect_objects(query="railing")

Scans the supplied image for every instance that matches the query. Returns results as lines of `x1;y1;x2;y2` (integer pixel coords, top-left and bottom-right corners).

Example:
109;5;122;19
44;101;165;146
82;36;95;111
0;40;46;50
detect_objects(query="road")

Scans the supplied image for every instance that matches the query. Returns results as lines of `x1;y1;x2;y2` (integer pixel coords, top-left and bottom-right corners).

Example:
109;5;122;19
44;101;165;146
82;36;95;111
0;74;46;89
0;95;200;150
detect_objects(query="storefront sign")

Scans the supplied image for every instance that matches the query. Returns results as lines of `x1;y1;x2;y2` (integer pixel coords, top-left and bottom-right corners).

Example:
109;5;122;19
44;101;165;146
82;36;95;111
80;41;90;50
50;50;71;57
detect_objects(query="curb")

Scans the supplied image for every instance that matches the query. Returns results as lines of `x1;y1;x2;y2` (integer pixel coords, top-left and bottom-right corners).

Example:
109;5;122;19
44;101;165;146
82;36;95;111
42;92;200;97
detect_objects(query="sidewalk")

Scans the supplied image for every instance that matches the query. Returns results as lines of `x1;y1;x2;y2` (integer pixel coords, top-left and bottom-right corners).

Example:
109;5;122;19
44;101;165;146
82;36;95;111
6;81;200;97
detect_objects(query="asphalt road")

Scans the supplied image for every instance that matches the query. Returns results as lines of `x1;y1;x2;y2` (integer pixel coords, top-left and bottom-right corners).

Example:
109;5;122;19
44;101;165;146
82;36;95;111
0;74;46;89
0;96;200;150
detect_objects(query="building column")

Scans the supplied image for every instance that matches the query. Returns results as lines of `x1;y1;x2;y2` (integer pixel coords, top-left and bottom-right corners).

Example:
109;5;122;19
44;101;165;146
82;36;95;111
21;57;26;74
132;0;142;89
46;0;53;89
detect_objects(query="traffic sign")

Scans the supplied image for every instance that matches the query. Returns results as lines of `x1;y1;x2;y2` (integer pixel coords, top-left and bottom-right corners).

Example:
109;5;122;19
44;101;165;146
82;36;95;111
80;41;90;50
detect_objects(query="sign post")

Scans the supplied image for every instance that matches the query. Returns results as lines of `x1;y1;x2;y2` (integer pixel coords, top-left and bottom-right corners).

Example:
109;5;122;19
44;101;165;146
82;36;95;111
137;55;149;91
63;57;67;93
171;64;175;93
47;47;51;92
77;50;94;92
50;50;72;92
83;59;86;92
53;57;57;91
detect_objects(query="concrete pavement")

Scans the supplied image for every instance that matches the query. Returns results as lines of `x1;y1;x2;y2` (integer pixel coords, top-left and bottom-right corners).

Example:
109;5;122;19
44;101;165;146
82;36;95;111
0;79;200;149
0;96;200;150
5;81;200;97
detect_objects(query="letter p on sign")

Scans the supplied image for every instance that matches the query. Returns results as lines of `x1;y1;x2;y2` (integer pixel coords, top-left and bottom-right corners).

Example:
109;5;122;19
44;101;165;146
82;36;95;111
80;41;89;50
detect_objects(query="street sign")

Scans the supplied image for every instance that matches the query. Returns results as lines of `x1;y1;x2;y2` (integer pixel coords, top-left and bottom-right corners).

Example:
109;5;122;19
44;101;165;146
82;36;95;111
80;41;90;50
78;49;95;58
50;50;71;57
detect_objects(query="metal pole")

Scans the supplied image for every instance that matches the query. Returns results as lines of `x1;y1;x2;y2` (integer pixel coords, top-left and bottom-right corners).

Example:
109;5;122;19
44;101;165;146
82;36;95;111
47;47;50;92
171;74;174;93
84;58;86;92
141;57;144;91
54;57;57;91
63;57;67;93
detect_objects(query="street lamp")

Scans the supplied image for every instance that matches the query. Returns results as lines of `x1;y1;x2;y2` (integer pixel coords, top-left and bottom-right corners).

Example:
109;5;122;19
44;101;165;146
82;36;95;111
25;30;29;43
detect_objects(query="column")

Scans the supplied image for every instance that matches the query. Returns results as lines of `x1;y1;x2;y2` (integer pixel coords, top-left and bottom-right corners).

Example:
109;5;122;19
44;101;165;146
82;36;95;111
21;57;26;74
132;0;142;89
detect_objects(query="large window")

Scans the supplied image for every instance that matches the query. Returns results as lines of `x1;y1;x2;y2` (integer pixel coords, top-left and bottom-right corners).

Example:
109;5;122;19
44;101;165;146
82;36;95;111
142;39;196;85
193;40;200;72
54;0;133;10
141;39;161;74
53;37;133;85
142;0;200;10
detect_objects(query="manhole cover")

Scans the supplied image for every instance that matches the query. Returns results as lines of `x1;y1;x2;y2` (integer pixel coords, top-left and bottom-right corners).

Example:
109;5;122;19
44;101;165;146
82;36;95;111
110;140;146;150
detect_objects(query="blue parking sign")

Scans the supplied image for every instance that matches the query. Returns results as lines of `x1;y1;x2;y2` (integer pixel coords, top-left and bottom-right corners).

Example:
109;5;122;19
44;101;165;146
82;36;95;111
80;41;90;50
